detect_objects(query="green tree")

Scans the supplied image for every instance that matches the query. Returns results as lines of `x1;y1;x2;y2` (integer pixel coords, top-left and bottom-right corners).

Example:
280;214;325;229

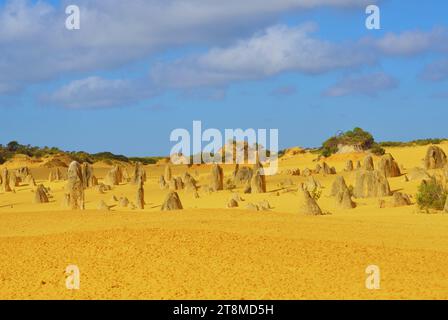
7;141;20;152
320;127;384;157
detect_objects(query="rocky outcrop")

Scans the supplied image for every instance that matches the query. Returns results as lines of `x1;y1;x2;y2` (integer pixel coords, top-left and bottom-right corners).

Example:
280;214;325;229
353;170;391;198
136;181;145;209
378;154;401;177
407;168;431;181
298;184;323;215
393;192;411;207
159;176;167;189
363;155;375;171
305;176;321;193
344;160;354;172
251;161;266;193
24;174;36;187
66;161;85;210
105;165;122;186
336;189;356;209
302;168;312;177
132;162;146;185
322;162;336;175
97;200;111;211
209;164;223;192
424;146;447;170
227;199;239;208
233;167;253;185
164;164;172;183
161;191;183;211
34;184;49;204
183;173;197;192
330;176;349;197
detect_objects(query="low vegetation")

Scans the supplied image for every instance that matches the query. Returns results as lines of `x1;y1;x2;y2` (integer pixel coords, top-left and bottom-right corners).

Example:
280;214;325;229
379;138;446;148
320;127;385;157
416;178;447;211
0;141;162;165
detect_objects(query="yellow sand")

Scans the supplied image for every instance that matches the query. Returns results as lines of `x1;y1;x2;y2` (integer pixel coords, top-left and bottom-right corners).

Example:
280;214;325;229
1;144;448;300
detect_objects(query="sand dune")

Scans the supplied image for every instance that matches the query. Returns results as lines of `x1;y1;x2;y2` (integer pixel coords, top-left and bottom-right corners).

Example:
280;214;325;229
1;144;448;299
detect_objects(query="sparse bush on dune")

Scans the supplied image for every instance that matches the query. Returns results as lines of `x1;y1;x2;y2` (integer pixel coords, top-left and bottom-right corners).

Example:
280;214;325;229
70;151;94;164
320;127;385;157
321;136;339;157
339;127;375;148
0;141;161;165
379;138;446;148
128;157;160;165
416;178;447;211
277;149;287;157
0;142;59;163
378;141;405;147
370;144;386;156
92;152;128;163
285;132;445;159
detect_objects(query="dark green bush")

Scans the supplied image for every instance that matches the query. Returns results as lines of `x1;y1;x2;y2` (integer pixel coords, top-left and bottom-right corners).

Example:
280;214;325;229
128;157;160;165
339;127;374;149
321;136;339;157
416;178;447;211
320;127;375;157
370;143;386;156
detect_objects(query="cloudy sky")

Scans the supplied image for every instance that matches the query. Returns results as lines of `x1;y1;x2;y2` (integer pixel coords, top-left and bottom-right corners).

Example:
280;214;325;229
0;0;447;156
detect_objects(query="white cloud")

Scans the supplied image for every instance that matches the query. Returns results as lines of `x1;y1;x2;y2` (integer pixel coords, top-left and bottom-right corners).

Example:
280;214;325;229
323;72;398;97
149;26;448;92
271;85;298;97
420;59;448;82
0;0;376;96
7;0;448;108
44;24;445;107
366;28;448;56
42;76;155;109
150;24;376;89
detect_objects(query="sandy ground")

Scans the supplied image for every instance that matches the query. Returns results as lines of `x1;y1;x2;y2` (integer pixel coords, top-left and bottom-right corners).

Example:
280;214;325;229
1;144;448;299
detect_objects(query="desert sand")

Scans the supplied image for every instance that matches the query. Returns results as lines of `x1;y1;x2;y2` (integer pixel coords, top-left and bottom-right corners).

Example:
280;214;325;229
1;144;448;300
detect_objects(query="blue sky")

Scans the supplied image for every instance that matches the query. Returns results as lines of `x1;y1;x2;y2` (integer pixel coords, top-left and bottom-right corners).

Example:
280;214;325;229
0;0;447;156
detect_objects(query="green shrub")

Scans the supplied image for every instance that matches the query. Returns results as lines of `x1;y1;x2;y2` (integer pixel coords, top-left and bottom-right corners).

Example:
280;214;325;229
416;178;447;211
321;136;339;157
92;152;129;163
339;127;374;149
70;151;93;164
128;157;160;165
277;149;286;158
378;141;404;147
370;143;386;156
320;127;375;157
413;138;444;146
378;138;446;148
